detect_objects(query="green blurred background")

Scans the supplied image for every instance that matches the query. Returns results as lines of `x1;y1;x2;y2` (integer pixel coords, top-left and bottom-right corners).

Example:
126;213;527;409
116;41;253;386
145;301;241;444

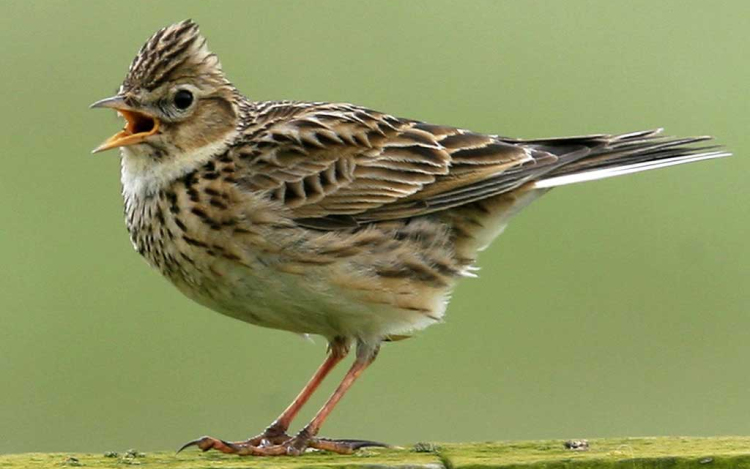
1;0;747;455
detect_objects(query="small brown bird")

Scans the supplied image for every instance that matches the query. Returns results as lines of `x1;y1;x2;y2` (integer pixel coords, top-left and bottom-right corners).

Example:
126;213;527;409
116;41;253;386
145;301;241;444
91;20;729;456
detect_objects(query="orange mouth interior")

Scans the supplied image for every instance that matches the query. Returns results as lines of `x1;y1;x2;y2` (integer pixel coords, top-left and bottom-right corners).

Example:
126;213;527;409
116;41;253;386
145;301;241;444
92;109;160;153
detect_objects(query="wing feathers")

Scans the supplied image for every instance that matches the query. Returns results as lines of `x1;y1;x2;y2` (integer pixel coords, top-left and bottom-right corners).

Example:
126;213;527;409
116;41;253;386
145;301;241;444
231;103;727;228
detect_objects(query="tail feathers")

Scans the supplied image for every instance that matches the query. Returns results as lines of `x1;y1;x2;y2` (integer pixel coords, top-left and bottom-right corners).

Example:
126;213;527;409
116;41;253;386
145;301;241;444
531;130;731;189
534;149;728;189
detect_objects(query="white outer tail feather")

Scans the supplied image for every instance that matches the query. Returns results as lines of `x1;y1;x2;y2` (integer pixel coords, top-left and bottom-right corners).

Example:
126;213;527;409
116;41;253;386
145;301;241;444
533;150;731;189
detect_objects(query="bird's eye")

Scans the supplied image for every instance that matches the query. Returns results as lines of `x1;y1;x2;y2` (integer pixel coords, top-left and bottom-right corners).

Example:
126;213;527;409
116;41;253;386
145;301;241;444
173;89;193;110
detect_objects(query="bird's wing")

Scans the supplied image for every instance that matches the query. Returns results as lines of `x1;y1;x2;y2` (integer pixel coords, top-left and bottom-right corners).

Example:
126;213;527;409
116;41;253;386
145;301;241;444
233;102;566;228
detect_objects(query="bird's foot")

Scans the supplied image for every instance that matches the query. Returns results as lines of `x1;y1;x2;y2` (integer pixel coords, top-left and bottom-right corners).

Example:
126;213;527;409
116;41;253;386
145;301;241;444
177;431;387;456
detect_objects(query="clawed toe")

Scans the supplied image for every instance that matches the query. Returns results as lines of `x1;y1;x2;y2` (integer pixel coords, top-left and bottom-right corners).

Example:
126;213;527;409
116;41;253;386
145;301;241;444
177;433;388;457
309;437;389;454
177;435;237;454
176;434;305;456
177;435;289;456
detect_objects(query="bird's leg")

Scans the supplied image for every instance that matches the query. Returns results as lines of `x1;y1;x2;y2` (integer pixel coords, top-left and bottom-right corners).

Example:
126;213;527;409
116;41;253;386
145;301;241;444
286;341;385;455
178;337;350;453
251;337;350;444
179;341;386;456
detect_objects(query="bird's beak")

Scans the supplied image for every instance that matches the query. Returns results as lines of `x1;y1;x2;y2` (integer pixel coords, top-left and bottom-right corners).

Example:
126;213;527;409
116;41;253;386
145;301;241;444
90;95;160;153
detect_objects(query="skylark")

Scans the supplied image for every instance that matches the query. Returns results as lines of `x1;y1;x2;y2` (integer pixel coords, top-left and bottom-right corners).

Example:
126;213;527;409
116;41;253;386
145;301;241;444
91;20;729;456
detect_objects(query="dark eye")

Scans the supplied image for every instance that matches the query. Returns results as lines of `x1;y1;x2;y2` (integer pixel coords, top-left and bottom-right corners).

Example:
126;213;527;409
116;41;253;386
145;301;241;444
173;89;193;110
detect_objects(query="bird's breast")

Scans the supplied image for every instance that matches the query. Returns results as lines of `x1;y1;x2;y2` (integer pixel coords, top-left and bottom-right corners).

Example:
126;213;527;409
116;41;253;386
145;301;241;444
122;179;474;340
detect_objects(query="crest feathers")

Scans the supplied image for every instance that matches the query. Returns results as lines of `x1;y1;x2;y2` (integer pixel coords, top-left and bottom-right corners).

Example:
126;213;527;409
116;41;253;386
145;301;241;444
124;20;227;91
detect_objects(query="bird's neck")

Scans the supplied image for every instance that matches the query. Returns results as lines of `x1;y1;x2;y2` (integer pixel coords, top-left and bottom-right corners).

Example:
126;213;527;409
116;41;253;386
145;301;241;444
119;134;238;278
119;134;237;201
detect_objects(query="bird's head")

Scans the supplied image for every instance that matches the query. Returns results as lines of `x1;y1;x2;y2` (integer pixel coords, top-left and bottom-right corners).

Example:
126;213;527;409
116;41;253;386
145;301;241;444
91;20;240;163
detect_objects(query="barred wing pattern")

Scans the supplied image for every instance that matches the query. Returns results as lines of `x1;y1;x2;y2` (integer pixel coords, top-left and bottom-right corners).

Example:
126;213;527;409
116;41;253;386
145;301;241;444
234;102;561;227
233;102;723;228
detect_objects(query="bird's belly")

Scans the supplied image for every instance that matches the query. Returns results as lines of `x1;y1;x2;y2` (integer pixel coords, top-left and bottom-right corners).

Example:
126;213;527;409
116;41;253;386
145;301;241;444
169;255;446;341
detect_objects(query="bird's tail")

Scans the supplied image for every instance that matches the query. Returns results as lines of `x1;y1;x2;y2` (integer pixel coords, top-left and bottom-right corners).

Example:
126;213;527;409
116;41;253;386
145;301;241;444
528;129;730;189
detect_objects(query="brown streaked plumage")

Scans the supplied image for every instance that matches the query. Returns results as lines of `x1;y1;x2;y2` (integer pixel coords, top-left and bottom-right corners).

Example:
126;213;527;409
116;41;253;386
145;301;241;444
90;20;730;456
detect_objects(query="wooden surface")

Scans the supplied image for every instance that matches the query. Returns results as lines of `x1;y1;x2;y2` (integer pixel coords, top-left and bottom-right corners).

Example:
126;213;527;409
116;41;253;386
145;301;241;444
2;437;750;468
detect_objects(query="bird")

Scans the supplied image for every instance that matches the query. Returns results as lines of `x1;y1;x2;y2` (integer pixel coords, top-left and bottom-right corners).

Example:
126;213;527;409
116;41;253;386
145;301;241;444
90;20;729;457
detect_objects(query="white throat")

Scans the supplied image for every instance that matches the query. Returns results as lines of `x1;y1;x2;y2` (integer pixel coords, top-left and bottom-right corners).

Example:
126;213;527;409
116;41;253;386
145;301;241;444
120;133;236;199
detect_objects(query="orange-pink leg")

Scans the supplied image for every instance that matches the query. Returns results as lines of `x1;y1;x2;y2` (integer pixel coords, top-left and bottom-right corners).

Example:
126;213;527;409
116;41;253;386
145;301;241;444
178;341;384;456
258;338;350;442
297;346;375;439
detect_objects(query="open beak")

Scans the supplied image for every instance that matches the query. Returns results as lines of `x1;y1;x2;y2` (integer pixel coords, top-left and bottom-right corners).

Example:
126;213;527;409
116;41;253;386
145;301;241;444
90;96;160;153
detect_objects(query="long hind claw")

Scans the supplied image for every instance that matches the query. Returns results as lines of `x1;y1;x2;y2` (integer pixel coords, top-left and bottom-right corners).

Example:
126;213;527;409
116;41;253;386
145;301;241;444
308;437;389;454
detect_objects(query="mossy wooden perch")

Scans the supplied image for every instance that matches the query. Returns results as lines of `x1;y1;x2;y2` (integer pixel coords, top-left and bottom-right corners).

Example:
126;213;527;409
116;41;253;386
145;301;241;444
3;437;750;468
